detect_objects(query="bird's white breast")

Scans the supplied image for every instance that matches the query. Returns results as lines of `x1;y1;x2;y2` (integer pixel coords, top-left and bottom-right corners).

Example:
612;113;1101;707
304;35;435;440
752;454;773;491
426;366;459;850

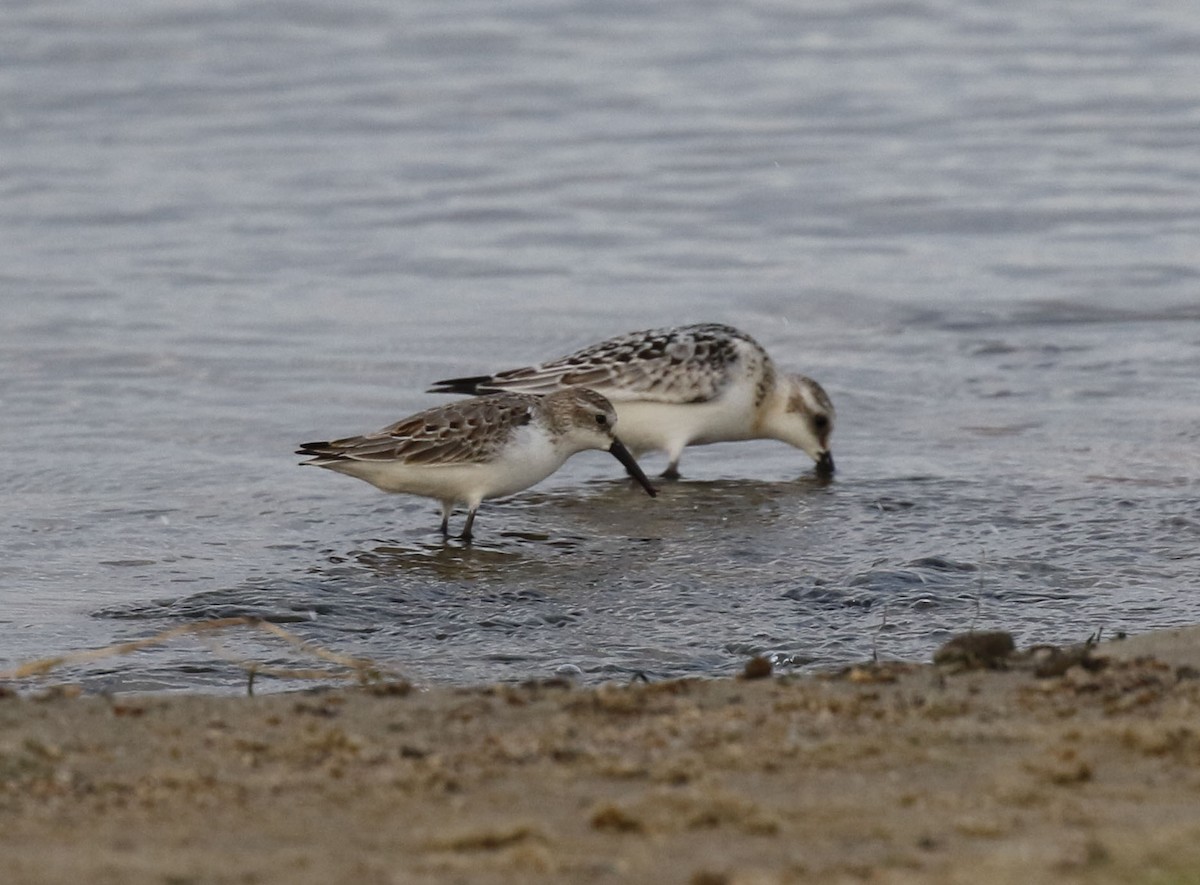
612;382;760;455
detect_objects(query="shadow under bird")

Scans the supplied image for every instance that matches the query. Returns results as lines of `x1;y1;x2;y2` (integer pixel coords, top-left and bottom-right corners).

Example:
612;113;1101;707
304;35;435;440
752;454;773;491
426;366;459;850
428;323;836;479
297;388;657;542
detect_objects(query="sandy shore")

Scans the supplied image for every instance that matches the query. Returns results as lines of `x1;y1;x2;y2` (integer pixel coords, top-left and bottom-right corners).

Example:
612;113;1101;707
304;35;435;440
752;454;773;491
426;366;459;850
4;628;1200;884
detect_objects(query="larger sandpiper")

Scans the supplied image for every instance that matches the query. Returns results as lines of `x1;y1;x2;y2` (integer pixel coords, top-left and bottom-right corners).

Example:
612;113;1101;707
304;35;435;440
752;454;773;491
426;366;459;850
429;323;835;479
298;389;657;542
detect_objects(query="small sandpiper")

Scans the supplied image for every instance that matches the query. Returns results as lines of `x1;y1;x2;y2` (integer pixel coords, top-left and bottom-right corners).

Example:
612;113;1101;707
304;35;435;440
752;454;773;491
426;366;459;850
298;388;657;542
429;323;835;479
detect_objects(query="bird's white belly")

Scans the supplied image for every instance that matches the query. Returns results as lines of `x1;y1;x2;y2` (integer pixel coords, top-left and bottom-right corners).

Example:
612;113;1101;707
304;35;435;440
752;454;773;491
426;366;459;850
477;430;568;500
613;395;757;456
326;425;567;505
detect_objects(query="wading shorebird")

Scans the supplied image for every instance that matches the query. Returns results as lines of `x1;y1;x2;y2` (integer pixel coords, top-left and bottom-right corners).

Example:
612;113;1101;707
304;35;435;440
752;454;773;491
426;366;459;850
298;389;657;542
429;323;835;479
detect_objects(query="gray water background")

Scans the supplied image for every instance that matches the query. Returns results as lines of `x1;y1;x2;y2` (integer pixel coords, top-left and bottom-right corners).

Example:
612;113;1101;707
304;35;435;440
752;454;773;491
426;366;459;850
2;0;1198;691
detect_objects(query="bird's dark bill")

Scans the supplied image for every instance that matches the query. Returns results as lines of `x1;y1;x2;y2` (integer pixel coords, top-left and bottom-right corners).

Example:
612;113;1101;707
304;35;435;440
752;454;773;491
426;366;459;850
816;450;835;476
608;440;657;497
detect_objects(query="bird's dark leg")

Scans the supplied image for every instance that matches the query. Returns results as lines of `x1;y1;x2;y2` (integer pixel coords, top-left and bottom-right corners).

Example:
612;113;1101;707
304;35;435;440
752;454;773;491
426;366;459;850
439;504;452;538
459;507;477;544
660;460;682;481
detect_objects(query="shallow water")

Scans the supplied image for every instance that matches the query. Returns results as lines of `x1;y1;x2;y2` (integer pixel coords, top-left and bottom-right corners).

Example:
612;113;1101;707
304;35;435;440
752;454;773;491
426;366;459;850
2;0;1198;690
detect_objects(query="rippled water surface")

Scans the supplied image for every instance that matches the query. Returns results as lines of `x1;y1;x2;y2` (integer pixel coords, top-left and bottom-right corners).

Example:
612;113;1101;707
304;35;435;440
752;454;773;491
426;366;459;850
2;0;1199;690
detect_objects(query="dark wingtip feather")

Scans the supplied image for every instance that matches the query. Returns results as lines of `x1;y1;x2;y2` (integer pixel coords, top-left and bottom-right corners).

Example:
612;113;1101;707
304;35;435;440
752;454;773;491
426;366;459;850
426;375;493;395
296;441;335;459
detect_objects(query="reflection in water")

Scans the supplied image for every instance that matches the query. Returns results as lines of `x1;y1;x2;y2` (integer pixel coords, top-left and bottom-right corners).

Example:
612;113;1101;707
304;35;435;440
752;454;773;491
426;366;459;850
349;540;529;577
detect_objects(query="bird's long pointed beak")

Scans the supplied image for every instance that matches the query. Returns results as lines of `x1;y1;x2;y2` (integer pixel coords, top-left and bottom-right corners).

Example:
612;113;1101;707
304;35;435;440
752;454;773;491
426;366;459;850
815;450;835;477
608;440;657;497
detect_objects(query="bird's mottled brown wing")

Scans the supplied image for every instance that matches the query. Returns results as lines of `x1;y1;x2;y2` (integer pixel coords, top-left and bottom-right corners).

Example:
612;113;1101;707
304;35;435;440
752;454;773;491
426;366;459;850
432;324;761;405
300;394;536;466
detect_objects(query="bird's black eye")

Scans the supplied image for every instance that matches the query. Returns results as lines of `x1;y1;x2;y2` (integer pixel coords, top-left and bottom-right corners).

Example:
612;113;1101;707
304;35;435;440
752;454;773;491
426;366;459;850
595;414;608;426
812;414;829;431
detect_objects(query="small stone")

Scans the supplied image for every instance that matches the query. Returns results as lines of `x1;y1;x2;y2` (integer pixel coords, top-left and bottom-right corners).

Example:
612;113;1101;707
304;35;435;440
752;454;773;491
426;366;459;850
933;632;1015;669
741;656;773;680
591;804;644;833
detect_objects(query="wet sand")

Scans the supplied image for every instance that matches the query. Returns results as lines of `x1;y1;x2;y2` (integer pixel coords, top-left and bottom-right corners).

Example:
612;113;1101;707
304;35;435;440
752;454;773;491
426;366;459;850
4;628;1200;884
